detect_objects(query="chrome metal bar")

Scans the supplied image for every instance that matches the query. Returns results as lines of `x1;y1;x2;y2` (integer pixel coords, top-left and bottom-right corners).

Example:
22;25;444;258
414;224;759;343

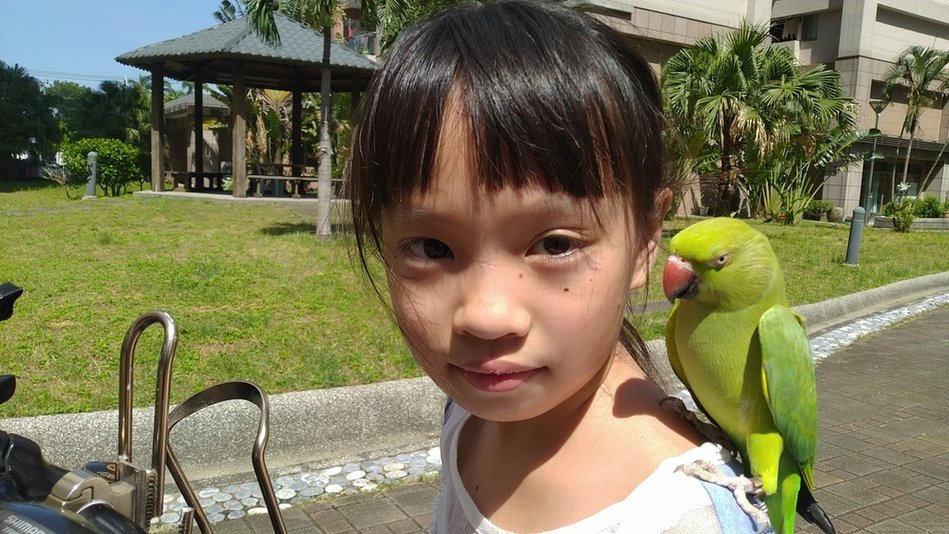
165;447;212;533
166;381;287;534
117;310;179;522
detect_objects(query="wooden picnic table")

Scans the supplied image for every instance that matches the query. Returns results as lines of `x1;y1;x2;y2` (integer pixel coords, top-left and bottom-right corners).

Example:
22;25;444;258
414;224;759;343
248;162;319;198
169;171;226;192
247;174;319;198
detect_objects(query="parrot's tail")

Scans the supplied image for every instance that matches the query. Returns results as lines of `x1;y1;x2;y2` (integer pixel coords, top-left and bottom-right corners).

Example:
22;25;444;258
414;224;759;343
797;484;836;534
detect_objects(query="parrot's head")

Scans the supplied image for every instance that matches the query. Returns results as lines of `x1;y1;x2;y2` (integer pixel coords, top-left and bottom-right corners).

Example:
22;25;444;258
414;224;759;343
663;218;781;310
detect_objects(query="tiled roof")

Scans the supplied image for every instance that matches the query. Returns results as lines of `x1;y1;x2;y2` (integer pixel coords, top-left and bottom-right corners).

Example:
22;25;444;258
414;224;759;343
116;12;376;92
163;93;229;119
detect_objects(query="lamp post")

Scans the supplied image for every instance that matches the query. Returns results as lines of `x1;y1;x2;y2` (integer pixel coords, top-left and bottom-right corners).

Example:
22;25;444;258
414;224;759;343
864;100;890;224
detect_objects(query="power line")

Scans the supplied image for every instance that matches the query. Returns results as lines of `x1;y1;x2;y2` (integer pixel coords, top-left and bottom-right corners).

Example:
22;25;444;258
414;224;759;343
25;68;136;85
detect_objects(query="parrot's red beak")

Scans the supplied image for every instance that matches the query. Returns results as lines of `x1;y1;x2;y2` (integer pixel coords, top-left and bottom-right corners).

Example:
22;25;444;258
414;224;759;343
663;255;698;303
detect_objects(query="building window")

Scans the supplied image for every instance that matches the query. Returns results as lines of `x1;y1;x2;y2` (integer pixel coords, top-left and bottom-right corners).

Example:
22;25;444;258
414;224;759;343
771;15;818;42
801;14;819;41
771;18;798;42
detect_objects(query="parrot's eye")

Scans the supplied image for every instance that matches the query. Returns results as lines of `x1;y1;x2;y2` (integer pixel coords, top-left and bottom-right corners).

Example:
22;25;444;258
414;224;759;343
712;254;729;268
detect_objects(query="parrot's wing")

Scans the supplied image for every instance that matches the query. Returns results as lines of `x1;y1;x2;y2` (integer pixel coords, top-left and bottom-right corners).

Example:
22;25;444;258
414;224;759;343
759;305;818;486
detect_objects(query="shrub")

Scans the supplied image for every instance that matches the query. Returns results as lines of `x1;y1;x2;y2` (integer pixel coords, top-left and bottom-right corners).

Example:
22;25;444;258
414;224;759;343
913;194;943;218
882;198;916;232
802;199;833;221
61;138;142;197
40;163;74;199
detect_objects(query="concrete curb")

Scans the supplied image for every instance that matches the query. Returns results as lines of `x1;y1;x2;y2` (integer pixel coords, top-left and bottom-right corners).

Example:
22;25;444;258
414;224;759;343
3;272;947;486
794;271;949;335
2;377;445;484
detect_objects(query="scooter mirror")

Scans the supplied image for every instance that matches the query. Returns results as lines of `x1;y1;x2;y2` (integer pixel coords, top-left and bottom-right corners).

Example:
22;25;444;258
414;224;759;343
0;375;14;406
0;282;23;322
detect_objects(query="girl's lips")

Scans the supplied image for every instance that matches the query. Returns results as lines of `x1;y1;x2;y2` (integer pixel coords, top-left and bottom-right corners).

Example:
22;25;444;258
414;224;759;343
459;366;539;392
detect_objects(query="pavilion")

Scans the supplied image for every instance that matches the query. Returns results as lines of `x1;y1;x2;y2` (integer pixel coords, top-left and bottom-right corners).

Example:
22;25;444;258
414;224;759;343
116;13;377;197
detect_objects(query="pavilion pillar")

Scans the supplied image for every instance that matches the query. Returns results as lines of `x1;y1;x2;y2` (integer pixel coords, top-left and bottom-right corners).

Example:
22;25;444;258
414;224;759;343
232;63;247;198
193;79;204;184
292;87;303;169
150;68;164;192
350;78;361;115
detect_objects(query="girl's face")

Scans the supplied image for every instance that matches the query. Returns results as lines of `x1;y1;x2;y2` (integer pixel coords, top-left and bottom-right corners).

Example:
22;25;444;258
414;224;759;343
381;111;653;423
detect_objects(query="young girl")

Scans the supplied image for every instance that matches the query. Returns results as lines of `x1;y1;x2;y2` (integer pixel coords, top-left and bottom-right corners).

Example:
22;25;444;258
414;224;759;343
348;1;759;532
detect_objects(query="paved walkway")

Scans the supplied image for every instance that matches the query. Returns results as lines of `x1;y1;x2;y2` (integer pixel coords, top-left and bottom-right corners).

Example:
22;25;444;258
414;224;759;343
215;305;949;534
798;305;949;534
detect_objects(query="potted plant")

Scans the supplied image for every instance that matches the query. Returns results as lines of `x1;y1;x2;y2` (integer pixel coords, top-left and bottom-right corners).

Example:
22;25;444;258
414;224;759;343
827;206;845;223
803;200;833;221
885;183;916;232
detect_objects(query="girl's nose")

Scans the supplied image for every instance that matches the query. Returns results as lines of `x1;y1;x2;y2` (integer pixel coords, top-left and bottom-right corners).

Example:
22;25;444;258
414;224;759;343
451;266;531;341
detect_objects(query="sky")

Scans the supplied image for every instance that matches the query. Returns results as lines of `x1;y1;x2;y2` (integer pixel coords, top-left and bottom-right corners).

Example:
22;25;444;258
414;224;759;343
0;0;230;88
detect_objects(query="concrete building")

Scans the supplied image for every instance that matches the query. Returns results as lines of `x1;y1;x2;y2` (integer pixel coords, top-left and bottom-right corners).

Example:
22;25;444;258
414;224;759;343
771;0;949;216
163;93;232;183
585;0;949;217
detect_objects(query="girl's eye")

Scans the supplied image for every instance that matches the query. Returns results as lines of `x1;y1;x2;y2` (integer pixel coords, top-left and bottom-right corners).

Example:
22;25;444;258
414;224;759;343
529;235;583;257
405;238;453;259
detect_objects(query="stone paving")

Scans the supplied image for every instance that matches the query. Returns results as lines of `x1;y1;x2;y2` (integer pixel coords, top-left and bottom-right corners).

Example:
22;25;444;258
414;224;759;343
211;479;438;534
797;304;949;534
155;450;442;527
176;296;949;533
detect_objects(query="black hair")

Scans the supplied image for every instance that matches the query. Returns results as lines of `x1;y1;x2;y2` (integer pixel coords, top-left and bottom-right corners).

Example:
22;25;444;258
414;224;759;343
348;0;671;375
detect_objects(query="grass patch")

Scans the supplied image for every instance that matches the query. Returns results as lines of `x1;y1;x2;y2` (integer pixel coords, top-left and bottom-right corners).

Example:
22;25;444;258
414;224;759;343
0;180;415;417
1;180;947;416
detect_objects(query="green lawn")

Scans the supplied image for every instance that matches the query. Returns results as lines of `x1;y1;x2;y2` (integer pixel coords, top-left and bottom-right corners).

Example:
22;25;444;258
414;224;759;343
1;180;947;417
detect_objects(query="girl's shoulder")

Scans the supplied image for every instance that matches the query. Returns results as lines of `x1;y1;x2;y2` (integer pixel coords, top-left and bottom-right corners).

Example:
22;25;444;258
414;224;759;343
436;402;762;533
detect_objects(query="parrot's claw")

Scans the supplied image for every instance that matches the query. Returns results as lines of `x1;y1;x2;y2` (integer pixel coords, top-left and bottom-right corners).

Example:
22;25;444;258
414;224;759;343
677;460;771;533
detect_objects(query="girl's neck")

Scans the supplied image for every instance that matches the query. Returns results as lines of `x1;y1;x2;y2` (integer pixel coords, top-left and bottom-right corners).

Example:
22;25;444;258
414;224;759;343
472;347;664;457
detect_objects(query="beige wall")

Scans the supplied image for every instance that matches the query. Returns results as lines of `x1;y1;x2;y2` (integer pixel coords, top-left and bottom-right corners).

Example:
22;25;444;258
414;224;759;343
873;4;949;61
588;0;759;27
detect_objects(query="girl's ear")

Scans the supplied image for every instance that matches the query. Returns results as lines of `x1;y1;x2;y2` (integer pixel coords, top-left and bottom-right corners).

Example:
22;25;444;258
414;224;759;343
654;188;673;222
629;188;672;291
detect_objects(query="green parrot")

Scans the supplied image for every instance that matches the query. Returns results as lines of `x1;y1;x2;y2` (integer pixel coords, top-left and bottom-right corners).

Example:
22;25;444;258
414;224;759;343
663;217;834;534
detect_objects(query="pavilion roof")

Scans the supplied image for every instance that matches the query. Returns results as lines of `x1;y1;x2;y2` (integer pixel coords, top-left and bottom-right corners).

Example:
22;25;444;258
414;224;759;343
116;12;377;92
163;93;229;118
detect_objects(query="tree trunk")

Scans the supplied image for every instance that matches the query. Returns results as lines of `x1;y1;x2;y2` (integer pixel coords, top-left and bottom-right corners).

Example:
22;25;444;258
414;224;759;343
901;129;915;193
890;128;905;202
316;28;334;239
920;138;948;193
717;141;731;216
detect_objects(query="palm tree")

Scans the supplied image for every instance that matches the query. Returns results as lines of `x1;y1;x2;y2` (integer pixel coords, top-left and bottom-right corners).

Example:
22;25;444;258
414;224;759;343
213;0;245;23
662;21;860;217
747;65;860;223
371;0;462;53
881;46;949;198
662;22;799;214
